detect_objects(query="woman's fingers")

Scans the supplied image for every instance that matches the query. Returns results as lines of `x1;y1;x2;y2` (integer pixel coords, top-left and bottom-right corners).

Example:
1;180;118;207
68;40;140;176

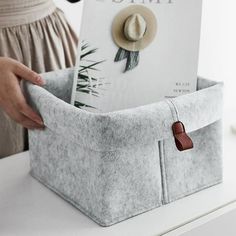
16;115;44;130
21;104;44;126
0;57;45;129
10;80;45;126
12;59;46;86
16;101;44;126
22;119;45;130
3;103;44;130
19;115;45;129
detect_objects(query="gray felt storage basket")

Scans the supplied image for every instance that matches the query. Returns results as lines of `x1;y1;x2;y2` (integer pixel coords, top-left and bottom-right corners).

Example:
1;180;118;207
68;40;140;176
25;68;223;227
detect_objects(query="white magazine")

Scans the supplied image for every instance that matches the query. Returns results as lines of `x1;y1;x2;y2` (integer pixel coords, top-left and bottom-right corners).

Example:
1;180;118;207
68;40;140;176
71;0;202;113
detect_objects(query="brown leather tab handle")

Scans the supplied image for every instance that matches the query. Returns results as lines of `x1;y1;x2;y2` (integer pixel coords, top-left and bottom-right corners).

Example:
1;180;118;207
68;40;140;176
172;121;193;151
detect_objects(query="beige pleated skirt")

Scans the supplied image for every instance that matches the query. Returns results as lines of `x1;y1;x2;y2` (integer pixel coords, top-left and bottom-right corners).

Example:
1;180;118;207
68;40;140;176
0;8;78;158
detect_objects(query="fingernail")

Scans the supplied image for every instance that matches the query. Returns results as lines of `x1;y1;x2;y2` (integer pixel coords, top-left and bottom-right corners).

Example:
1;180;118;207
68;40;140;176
35;124;45;129
38;121;44;126
35;118;44;126
35;75;46;86
36;124;45;130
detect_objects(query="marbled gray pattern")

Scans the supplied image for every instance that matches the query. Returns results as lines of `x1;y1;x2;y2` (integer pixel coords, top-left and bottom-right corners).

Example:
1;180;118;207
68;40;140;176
24;69;223;226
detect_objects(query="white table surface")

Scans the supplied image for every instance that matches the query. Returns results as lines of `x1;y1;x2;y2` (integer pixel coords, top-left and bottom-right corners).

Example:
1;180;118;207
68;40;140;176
176;204;236;236
1;122;236;236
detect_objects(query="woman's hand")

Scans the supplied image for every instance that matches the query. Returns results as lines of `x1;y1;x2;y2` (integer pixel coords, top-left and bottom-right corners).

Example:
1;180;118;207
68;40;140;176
0;57;45;129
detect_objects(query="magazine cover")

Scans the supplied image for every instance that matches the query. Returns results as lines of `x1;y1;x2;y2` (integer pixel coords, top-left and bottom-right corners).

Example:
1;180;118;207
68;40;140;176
71;0;202;113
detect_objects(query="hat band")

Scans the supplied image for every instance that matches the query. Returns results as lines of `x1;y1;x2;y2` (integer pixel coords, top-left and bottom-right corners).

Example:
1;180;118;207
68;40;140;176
114;47;140;72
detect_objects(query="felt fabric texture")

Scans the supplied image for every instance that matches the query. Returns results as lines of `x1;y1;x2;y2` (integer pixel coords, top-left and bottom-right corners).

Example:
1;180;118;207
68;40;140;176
160;121;223;204
25;68;223;226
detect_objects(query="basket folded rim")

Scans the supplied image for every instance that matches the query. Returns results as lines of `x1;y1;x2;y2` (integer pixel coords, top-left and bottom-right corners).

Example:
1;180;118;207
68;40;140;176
25;69;223;151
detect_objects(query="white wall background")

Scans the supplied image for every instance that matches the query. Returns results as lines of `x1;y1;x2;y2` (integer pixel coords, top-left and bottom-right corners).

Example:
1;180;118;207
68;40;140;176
54;0;236;112
198;0;236;113
54;0;83;35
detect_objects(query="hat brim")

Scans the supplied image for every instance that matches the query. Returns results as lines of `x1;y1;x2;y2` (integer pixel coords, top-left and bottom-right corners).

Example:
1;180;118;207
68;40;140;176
112;5;157;52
